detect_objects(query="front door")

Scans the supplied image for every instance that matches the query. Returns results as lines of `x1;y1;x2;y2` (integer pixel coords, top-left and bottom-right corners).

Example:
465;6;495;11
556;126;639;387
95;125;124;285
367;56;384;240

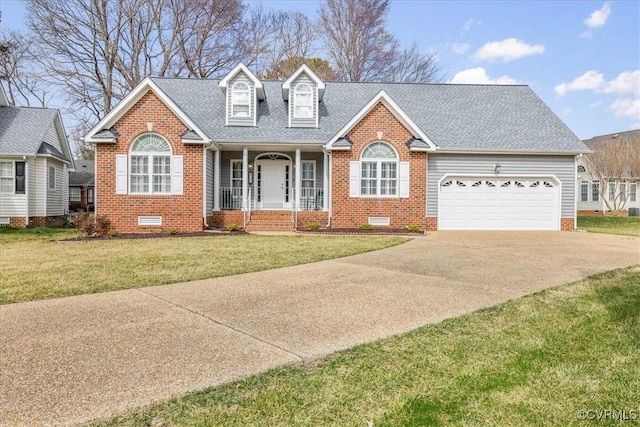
258;159;290;209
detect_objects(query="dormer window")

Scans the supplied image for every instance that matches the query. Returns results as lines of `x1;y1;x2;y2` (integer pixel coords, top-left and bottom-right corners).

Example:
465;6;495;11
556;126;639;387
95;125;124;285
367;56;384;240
232;82;250;117
294;83;313;119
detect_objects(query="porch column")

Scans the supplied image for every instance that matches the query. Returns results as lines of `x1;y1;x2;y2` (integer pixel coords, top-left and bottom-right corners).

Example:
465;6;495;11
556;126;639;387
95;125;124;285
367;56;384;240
295;148;301;211
323;151;329;211
242;148;248;211
213;149;220;211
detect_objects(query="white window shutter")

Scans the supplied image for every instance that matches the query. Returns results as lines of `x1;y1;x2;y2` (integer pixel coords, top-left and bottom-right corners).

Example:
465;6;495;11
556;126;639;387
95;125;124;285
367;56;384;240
172;155;184;195
399;161;410;198
349;161;360;197
115;155;128;194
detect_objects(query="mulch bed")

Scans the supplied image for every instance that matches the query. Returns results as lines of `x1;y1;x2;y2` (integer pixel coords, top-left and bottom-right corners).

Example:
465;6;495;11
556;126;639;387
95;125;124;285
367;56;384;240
296;228;423;235
60;230;245;242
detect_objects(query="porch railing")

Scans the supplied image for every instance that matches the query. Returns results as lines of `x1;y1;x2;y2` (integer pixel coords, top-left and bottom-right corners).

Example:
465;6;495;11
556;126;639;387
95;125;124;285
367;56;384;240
243;187;252;229
220;187;243;210
300;187;324;211
218;186;323;211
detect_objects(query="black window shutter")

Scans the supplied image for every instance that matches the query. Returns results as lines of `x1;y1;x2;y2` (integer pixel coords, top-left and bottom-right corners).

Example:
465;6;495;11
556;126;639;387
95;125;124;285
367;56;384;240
15;162;25;194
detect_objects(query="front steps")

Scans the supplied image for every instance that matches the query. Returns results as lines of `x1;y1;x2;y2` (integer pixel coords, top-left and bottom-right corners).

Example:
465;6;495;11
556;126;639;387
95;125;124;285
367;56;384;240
245;210;295;232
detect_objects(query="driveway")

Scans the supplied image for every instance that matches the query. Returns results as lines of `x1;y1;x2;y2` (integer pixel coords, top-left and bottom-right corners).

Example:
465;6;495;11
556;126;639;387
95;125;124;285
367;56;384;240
1;231;638;425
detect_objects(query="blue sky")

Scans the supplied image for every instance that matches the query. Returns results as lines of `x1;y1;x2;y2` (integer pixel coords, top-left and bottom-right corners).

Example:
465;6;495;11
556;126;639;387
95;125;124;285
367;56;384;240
1;0;639;140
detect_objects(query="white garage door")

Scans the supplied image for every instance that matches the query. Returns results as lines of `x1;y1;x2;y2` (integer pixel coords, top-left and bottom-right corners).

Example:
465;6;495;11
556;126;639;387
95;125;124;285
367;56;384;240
439;177;560;230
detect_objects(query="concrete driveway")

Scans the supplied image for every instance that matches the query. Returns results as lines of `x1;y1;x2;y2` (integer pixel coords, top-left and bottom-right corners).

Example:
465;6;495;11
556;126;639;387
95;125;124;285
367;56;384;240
1;231;638;426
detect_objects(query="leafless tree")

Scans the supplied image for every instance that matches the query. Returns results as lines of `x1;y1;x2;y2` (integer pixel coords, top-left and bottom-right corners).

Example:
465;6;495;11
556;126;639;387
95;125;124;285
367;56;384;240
318;0;440;83
585;135;640;214
262;57;337;81
0;30;51;106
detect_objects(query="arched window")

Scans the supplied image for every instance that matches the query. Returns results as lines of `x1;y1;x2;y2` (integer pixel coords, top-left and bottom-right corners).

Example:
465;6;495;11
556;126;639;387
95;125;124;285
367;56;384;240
232;81;250;117
294;83;313;118
130;133;172;194
360;141;398;196
577;165;586;173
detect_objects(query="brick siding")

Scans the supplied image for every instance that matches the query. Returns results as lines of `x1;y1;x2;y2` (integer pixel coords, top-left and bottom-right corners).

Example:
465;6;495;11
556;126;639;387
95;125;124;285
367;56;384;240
561;218;575;231
331;103;428;229
96;91;204;233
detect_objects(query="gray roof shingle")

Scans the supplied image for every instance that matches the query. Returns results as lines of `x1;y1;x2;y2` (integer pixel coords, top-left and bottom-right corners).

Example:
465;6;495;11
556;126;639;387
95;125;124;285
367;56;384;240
0;106;66;157
69;159;95;186
147;78;587;153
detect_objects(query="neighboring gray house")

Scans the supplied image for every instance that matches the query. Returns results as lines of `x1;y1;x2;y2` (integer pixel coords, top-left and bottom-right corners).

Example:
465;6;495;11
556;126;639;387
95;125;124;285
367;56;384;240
0;84;74;227
69;159;95;212
84;63;589;233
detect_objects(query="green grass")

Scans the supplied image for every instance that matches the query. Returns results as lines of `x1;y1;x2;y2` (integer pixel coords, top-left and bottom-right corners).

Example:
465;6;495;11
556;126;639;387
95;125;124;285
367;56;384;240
93;266;640;427
577;215;640;236
0;228;408;304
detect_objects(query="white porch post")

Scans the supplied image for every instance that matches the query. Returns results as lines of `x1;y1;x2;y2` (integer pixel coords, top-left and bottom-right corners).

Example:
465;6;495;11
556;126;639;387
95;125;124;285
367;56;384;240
323;151;329;211
242;148;248;211
295;148;301;211
213;149;221;211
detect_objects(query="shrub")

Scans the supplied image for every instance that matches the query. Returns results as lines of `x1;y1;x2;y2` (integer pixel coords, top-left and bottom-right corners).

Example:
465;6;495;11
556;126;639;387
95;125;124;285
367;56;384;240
107;229;119;237
227;223;241;232
95;215;111;236
307;222;321;231
75;213;111;237
359;223;374;230
405;224;422;233
167;227;181;235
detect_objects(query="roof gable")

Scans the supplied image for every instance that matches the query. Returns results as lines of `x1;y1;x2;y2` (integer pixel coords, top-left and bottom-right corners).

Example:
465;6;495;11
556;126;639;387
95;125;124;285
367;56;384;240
325;90;436;151
218;63;265;100
282;64;326;101
0;83;8;107
84;78;209;144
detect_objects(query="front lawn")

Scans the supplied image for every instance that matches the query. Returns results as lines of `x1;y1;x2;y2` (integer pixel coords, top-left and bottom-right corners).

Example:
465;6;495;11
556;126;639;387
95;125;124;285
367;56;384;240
95;266;640;426
577;215;640;236
0;229;408;304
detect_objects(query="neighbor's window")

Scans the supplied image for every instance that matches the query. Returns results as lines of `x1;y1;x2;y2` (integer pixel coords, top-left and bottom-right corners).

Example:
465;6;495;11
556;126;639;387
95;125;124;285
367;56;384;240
592;181;600;202
0;161;13;193
580;181;588;202
48;166;56;190
69;187;81;201
360;141;398;196
609;182;615;202
87;188;94;203
129;133;171;194
620;183;626;202
577;165;586;173
231;81;250;117
630;182;637;202
294;83;313;118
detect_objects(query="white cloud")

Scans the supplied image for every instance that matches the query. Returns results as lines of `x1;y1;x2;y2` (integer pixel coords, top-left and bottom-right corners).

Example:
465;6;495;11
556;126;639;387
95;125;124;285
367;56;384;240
461;18;480;34
449;68;520;85
554;70;640;97
585;2;611;28
610;98;640;120
472;38;545;62
589;101;602;109
451;43;471;54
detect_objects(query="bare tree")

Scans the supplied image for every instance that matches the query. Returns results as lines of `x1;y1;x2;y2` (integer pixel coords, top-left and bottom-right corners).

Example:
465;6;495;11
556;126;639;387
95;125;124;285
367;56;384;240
387;43;441;83
0;30;51;106
262;57;337;81
585;135;640;214
319;0;397;82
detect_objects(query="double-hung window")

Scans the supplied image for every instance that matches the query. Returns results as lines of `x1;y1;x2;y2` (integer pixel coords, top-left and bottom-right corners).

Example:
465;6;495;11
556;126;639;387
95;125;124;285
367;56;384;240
294;83;313;118
360;142;398;196
580;181;588;202
630;182;637;202
129;134;171;194
609;182;616;202
592;181;600;202
69;187;81;201
231;82;250;117
0;162;13;193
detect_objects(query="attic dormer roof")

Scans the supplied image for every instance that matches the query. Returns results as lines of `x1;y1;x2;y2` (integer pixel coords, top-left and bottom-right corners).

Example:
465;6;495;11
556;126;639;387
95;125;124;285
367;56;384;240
218;63;265;100
281;64;326;101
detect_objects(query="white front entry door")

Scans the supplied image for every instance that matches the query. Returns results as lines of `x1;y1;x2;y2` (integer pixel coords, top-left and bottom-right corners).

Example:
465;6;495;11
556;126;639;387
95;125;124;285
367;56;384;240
438;177;560;230
259;159;290;209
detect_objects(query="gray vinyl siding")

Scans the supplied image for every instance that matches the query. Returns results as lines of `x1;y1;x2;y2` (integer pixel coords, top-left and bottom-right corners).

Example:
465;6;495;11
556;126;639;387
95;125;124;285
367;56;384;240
45;159;67;216
289;74;317;128
0;158;27;217
206;149;214;212
427;154;576;218
227;73;255;126
43;123;63;152
29;157;45;216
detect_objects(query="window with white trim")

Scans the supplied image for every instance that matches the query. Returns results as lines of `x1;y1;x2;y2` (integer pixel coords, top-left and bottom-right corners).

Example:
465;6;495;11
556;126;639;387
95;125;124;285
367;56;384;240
630;182;637;202
577;165;586;173
592;181;600;202
88;187;94;203
609;182;615;202
69;187;81;201
0;162;13;193
580;181;588;202
230;160;243;189
231;82;250;117
48;166;56;190
294;83;313;118
302;161;315;189
129;133;171;194
620;182;626;202
360;141;397;196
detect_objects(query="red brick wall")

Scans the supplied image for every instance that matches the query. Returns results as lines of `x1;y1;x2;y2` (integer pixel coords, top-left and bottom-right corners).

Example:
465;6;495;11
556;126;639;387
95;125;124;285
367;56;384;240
297;211;329;229
208;211;244;229
96;91;204;233
561;218;575;231
331;103;427;229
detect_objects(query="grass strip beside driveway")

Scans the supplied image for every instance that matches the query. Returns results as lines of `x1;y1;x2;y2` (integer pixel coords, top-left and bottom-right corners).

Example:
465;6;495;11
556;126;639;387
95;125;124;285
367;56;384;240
0;232;408;304
577;215;640;236
94;265;640;427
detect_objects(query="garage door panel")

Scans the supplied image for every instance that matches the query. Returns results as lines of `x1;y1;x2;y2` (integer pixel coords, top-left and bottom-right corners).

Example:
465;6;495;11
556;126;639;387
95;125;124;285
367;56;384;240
439;177;560;230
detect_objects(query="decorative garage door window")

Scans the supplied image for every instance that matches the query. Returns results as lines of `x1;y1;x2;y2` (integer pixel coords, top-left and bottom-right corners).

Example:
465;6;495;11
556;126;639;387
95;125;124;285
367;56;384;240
439;177;559;231
115;133;183;196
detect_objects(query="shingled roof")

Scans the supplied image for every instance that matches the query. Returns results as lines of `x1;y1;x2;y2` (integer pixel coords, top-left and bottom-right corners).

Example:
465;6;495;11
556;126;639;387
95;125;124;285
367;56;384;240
69;159;95;186
583;129;640;148
148;78;587;153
